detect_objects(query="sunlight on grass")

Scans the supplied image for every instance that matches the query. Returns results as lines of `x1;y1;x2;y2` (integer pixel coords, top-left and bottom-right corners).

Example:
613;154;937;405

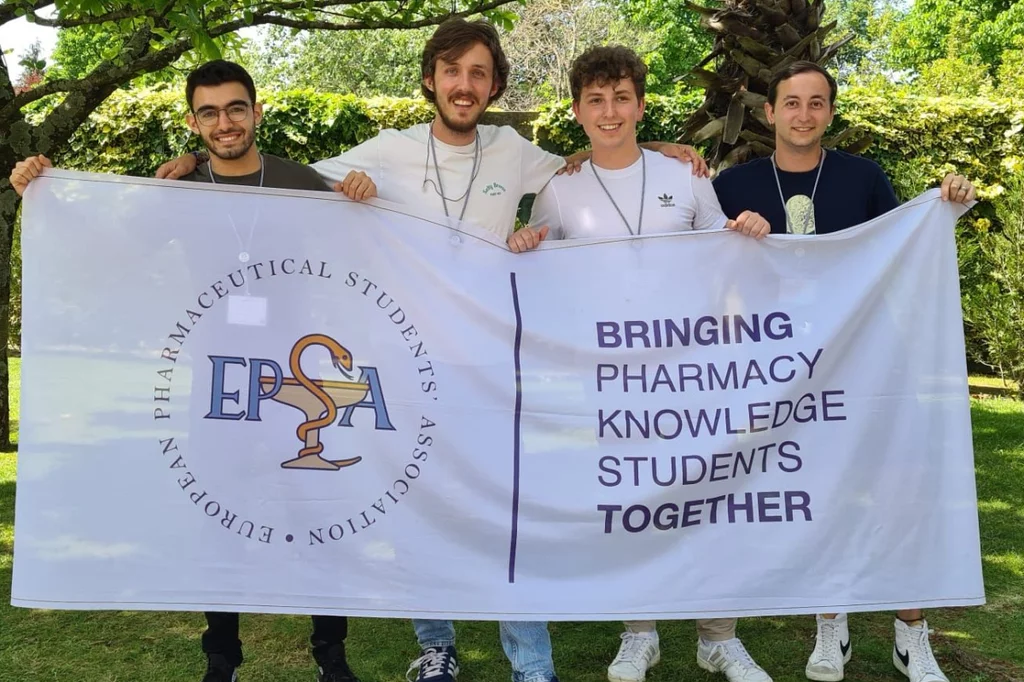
969;374;1020;391
9;357;18;445
942;630;976;641
982;553;1024;578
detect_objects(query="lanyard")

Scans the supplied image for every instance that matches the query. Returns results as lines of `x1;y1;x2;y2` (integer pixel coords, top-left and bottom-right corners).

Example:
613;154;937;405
771;149;825;235
425;129;481;222
209;154;265;264
589;151;646;236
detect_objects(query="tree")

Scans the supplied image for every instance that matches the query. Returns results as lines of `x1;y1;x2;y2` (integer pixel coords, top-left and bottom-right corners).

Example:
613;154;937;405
971;169;1024;399
17;39;46;78
911;22;994;97
499;0;644;110
245;25;430;97
612;0;712;94
0;0;520;451
886;0;1024;77
15;39;46;91
676;0;856;169
827;0;900;82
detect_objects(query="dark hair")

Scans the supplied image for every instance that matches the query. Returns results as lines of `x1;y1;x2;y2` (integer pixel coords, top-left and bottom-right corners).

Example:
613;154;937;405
420;18;509;105
185;60;257;111
767;61;838;107
569;45;648;102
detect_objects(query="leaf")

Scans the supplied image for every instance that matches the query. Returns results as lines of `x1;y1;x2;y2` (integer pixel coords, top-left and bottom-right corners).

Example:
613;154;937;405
193;33;222;61
723;93;745;145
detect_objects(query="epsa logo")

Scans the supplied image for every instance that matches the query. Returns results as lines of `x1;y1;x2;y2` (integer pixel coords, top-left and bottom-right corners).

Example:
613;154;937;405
204;333;395;471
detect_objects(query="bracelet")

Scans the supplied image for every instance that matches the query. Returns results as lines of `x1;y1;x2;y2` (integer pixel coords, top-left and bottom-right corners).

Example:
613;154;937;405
190;150;209;164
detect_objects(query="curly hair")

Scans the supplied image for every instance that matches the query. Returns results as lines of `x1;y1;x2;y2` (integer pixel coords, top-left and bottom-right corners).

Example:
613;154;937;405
569;45;648;102
420;18;509;105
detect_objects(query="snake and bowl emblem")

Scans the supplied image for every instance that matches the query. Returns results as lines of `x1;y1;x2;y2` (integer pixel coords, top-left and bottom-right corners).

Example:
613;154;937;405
258;333;370;470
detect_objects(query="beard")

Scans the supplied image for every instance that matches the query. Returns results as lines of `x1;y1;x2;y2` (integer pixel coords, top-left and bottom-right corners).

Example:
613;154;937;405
435;94;486;135
203;126;256;161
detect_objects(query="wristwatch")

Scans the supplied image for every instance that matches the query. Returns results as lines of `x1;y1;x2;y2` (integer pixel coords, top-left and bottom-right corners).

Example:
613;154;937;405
190;150;209;164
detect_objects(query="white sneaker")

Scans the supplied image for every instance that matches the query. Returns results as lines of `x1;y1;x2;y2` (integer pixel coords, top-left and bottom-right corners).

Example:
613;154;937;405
697;637;773;682
892;619;949;682
607;630;660;682
805;614;851;681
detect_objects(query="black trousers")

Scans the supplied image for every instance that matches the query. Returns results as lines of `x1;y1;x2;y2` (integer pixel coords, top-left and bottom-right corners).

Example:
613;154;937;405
202;612;349;667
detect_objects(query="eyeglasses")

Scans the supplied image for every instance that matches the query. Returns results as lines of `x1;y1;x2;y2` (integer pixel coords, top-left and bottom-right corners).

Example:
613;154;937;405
194;102;252;127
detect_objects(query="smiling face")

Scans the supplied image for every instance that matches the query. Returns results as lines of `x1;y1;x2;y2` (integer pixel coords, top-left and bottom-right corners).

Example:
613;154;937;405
186;81;263;161
766;71;835;152
423;41;499;136
573;77;645;154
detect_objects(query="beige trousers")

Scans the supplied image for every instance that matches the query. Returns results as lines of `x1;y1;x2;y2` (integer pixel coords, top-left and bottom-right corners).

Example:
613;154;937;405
625;618;736;642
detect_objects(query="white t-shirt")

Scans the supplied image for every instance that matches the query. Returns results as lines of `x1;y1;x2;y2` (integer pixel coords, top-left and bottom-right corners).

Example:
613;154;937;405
313;123;565;240
530;149;728;240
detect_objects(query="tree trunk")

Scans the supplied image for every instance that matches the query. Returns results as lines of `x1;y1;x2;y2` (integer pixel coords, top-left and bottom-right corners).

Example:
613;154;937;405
679;0;858;169
0;51;21;449
0;184;18;451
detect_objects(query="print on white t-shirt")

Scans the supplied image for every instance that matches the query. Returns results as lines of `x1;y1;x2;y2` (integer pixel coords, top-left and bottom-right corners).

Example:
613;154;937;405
312;124;565;240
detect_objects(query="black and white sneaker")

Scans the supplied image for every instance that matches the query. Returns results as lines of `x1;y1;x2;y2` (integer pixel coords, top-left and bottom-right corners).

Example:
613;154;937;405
406;645;459;682
202;654;238;682
317;643;361;682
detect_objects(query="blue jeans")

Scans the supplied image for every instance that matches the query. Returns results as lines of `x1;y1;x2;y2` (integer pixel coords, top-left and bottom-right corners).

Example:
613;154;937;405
413;619;555;682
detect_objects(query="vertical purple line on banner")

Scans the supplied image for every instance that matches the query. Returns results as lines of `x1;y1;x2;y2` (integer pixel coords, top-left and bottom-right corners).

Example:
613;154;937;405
509;272;524;584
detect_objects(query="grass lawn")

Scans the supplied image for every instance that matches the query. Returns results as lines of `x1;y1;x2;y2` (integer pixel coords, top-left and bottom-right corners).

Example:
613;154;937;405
1;359;1022;682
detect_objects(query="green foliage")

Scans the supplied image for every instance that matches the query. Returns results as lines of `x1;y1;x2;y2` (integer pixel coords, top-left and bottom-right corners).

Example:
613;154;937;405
971;170;1024;398
362;97;436;131
16;39;46;75
887;0;1024;80
611;0;711;94
996;36;1024;93
915;57;994;98
244;26;430;98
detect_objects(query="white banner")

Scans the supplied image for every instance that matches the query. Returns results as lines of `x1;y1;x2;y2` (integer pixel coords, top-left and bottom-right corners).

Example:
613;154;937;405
12;170;983;619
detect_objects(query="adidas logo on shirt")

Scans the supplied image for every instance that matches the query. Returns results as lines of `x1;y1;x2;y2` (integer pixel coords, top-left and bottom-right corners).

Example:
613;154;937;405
658;193;675;208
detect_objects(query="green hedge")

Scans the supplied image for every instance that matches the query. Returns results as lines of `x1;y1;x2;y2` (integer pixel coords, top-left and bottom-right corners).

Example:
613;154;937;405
18;87;1024;370
49;86;437;173
47;85;1024;199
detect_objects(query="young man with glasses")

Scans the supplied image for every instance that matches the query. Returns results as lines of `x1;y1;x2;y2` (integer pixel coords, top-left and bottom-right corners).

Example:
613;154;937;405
9;59;372;682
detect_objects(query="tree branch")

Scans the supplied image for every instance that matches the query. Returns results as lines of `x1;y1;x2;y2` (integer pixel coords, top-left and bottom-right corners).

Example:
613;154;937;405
0;48;13;113
226;0;515;33
0;0;53;27
12;30;191;111
34;25;190;153
25;5;161;28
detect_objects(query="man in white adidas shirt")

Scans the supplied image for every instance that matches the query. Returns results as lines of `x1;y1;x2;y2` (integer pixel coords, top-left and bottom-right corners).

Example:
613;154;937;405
512;46;771;682
516;46;767;250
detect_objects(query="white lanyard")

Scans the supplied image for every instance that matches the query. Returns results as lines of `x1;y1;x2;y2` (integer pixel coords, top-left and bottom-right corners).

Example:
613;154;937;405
590;152;646;236
209;154;265;264
424;130;481;221
771;149;826;234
